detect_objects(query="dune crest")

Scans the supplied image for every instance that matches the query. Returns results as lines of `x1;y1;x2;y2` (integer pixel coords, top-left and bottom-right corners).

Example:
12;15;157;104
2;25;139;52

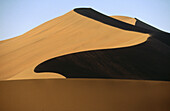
0;8;149;80
111;16;136;25
0;8;170;111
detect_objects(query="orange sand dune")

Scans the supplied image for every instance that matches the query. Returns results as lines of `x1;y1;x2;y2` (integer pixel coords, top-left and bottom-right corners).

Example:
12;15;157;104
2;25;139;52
0;8;170;111
111;16;136;25
0;10;149;80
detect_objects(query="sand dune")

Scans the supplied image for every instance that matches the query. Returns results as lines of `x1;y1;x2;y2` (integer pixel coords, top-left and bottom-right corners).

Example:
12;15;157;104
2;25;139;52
35;37;170;81
0;8;150;80
0;8;170;111
111;16;136;25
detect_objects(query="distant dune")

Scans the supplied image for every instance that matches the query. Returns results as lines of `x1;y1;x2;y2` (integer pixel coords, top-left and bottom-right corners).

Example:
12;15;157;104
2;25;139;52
111;16;136;25
0;8;170;111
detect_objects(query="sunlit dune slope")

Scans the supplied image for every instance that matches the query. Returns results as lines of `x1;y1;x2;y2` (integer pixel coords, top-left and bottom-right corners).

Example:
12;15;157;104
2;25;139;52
111;16;136;25
35;37;170;81
0;9;149;80
0;7;170;111
33;10;170;81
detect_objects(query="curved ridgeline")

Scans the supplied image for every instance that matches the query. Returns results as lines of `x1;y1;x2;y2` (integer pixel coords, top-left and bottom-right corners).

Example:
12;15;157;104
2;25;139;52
35;8;170;81
74;8;151;33
135;18;170;46
74;8;170;46
35;37;170;81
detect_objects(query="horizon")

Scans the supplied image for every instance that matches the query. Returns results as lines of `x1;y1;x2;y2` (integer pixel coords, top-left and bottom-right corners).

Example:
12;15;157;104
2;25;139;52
1;0;170;40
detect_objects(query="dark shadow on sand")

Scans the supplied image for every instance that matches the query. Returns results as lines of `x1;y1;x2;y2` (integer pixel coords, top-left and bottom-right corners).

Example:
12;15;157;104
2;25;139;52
74;8;170;46
35;37;170;81
135;18;170;46
74;8;151;33
34;8;170;81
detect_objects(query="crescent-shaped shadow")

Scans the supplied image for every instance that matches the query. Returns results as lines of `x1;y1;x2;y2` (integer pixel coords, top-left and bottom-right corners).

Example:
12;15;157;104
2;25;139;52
34;8;170;81
34;37;170;81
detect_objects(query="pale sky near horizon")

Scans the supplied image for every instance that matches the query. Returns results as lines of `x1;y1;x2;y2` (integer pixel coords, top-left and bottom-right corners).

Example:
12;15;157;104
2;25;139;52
0;0;170;40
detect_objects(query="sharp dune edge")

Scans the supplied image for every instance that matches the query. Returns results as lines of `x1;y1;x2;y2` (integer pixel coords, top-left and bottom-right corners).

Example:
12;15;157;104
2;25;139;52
0;8;170;111
0;9;149;80
111;16;136;25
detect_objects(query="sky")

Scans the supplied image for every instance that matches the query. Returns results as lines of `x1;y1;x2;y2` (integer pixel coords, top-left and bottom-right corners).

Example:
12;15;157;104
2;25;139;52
0;0;170;40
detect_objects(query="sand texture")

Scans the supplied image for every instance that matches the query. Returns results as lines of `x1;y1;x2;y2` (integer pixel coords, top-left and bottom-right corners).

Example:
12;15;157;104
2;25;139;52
0;8;170;111
0;9;150;80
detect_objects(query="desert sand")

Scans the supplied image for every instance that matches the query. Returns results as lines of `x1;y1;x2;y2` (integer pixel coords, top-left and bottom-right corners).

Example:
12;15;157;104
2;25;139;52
111;16;136;25
0;9;149;80
0;79;170;111
0;8;170;111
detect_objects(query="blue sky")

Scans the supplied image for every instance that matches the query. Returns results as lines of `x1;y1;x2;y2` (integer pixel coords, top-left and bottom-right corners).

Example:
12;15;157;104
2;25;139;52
0;0;170;40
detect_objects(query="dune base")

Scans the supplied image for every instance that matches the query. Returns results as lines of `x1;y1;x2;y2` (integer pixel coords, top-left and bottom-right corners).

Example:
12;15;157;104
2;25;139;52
0;79;170;111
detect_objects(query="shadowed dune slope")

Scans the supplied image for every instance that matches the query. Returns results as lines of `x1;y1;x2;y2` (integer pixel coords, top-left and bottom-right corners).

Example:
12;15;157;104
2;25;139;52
0;7;170;111
111;15;170;46
75;8;170;45
35;37;170;81
0;79;170;111
35;8;170;81
135;18;165;33
0;8;150;80
74;8;151;33
135;19;170;46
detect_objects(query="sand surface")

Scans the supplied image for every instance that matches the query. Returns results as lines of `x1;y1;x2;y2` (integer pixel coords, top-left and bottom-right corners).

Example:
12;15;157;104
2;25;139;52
0;10;149;80
0;8;169;111
111;16;136;25
0;79;170;111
